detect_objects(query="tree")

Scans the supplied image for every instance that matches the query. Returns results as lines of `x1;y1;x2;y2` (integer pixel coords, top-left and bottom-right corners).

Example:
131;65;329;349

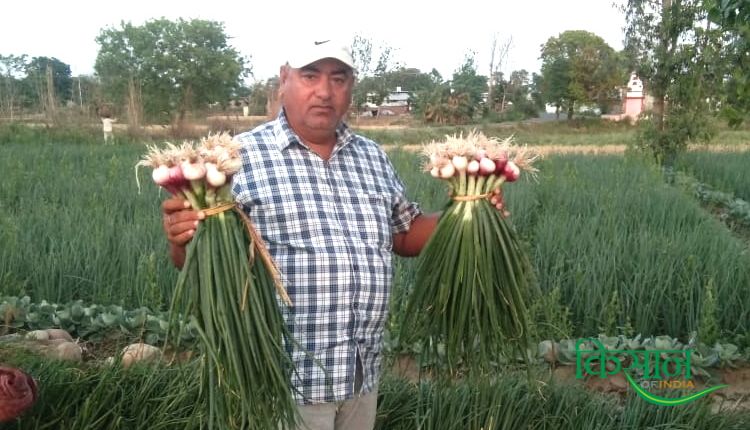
505;70;541;118
707;0;750;126
350;34;397;112
487;34;513;112
368;67;440;115
72;75;102;114
95;18;249;127
540;30;623;120
486;69;543;120
624;0;721;165
356;67;439;112
413;56;487;125
246;80;269;116
354;76;387;108
538;56;568;119
350;34;374;79
21;57;72;117
0;54;27;120
506;70;529;100
25;57;73;104
410;68;446;119
450;54;488;120
530;72;546;113
416;84;474;124
384;68;435;94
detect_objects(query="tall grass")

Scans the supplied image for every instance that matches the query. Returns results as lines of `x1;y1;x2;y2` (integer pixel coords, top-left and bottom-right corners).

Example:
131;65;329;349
2;141;750;343
0;143;176;307
0;347;202;430
388;150;750;343
677;150;750;201
2;132;750;428
511;155;750;341
376;371;750;430
4;344;749;430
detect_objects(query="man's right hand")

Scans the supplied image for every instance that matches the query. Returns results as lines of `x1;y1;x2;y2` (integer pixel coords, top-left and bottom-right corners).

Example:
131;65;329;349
162;197;204;267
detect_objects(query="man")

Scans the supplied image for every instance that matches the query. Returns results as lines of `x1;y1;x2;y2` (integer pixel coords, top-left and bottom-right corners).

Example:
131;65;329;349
101;115;116;145
162;39;505;430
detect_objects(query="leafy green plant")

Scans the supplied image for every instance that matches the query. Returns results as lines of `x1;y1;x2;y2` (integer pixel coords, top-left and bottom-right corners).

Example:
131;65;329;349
0;295;195;345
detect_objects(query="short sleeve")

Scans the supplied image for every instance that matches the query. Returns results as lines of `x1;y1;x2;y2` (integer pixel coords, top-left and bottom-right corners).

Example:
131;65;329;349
384;155;423;235
231;133;256;210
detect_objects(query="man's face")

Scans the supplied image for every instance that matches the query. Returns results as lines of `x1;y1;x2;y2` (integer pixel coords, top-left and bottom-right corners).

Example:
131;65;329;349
280;58;354;136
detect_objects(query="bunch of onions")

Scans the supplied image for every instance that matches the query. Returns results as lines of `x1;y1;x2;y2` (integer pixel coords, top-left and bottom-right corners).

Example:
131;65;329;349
402;131;539;374
137;133;297;429
0;367;37;422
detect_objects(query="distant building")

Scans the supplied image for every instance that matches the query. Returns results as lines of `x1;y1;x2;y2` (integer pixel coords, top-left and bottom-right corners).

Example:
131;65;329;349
602;72;654;123
381;86;410;114
623;72;645;120
363;86;411;116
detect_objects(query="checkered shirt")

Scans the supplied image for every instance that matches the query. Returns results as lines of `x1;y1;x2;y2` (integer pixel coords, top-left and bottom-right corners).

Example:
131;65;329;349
231;110;422;405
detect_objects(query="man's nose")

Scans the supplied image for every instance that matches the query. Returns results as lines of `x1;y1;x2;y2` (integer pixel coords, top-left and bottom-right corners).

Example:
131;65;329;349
314;77;333;99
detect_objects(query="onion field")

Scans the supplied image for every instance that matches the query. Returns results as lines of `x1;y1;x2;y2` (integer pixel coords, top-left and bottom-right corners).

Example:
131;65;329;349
2;124;750;428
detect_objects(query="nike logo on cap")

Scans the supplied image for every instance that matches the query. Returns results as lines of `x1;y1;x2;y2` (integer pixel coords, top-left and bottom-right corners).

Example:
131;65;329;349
314;40;330;45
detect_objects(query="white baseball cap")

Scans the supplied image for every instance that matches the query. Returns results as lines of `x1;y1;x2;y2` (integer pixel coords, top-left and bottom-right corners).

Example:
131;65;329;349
286;39;356;72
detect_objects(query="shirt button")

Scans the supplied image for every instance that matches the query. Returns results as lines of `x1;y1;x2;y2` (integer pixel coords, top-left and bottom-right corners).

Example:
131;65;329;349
353;303;359;309
353;264;359;271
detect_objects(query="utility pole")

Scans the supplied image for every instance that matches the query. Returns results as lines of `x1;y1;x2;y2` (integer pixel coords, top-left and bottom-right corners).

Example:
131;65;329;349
78;77;83;111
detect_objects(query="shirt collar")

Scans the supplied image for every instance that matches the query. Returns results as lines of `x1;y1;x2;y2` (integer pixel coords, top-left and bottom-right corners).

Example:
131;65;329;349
273;108;356;156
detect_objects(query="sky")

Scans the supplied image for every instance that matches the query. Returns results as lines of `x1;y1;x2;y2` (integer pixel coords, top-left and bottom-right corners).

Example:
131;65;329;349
2;0;627;82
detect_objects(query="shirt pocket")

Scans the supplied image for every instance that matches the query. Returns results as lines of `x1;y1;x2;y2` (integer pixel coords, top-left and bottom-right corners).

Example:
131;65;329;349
249;199;326;252
348;193;392;250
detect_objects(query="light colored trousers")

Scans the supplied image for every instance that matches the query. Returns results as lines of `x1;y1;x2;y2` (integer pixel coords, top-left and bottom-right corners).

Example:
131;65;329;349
294;354;377;430
295;387;378;430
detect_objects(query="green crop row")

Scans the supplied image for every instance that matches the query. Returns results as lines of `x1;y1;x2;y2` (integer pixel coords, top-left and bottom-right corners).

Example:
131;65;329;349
2;141;750;346
515;154;750;343
388;150;750;346
2;346;748;430
0;143;177;307
677;150;750;202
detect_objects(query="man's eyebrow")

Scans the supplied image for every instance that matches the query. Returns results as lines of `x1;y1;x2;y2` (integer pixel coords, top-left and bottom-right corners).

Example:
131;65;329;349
298;65;351;76
330;68;351;76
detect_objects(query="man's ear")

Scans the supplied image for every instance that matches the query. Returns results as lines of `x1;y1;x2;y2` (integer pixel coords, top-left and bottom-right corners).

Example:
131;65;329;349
279;64;290;86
